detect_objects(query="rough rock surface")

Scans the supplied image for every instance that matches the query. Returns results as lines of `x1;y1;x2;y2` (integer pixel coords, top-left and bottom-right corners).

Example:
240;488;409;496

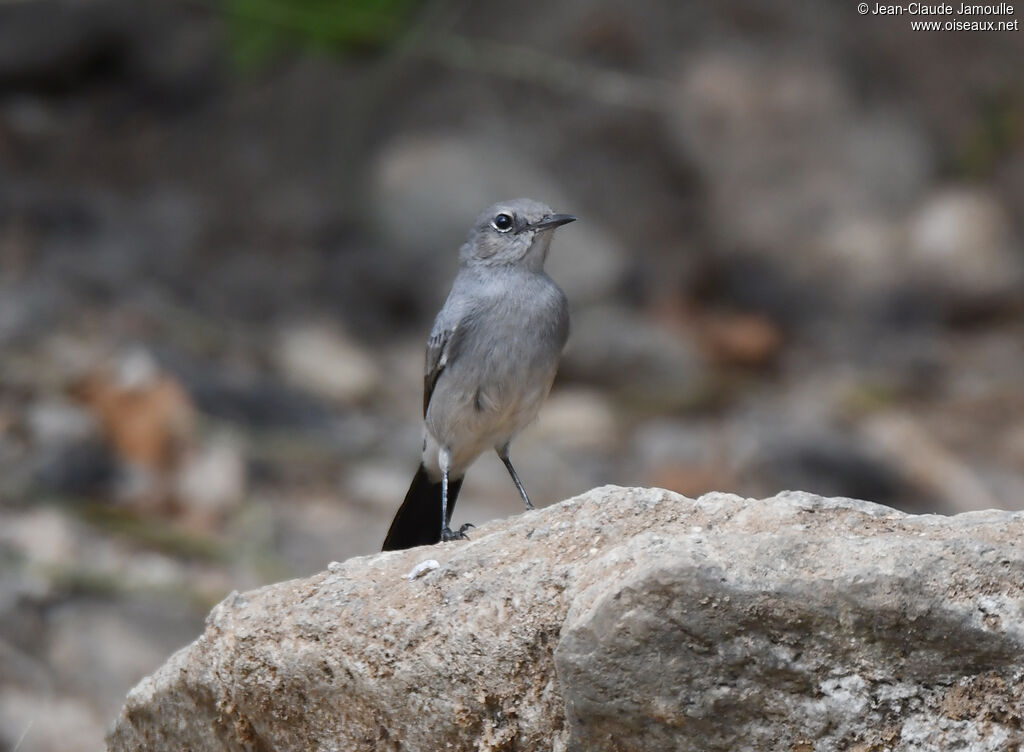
108;487;1024;752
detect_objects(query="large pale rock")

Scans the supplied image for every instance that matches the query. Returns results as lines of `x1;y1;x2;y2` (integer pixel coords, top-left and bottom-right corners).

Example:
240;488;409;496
108;487;1024;751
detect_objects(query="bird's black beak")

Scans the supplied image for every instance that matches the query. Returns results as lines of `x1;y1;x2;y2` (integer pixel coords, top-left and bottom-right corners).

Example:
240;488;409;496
528;213;577;231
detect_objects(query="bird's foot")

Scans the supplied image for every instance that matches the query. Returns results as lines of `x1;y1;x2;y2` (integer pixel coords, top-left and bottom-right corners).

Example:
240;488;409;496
441;523;474;542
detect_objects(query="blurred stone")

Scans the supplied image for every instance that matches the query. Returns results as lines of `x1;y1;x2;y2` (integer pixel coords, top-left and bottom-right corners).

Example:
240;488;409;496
0;690;105;752
861;411;1001;514
125;3;221;104
1000;148;1024;225
0;282;56;348
667;51;933;293
165;355;334;431
691;311;784;368
845;112;934;210
2;186;205;314
373;339;429;417
0;0;218;105
1;96;59;143
561;305;706;407
0;637;51;693
68;351;197;511
175;434;247;525
113;463;164;509
742;428;920;512
0;575;50;684
31;440;117;498
1002;424;1024;468
0;508;83;573
631;419;716;468
370;135;627;307
647;463;725;499
630;419;731;497
271;495;378;573
820;216;902;290
669;51;850;183
528;388;618;450
46;597;201;722
121;551;193;592
0;214;36;288
346;462;412;509
26;399;98;447
983;467;1024;513
73;350;196;474
904;187;1023;305
40;333;109;384
0;0;124;89
275;323;379;405
0;507;204;599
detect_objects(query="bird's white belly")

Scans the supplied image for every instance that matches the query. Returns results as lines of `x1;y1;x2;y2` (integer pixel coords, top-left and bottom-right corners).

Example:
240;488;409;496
422;364;556;478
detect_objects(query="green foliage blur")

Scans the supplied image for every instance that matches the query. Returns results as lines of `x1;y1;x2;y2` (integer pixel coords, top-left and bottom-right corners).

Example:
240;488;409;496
225;0;417;69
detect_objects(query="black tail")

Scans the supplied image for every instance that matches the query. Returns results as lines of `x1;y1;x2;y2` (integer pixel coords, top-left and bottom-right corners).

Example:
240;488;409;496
382;464;464;551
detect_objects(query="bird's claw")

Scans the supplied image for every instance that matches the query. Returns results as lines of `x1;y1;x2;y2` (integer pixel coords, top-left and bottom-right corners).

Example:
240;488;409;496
441;523;474;542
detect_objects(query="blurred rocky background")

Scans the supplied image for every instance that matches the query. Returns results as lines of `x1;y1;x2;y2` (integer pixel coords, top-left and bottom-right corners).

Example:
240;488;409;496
0;0;1021;749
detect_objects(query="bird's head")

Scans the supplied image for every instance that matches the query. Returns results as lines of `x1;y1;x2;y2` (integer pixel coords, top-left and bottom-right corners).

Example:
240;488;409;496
461;198;576;270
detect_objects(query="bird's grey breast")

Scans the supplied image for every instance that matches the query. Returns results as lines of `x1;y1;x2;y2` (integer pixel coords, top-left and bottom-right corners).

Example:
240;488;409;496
470;269;567;377
437;268;566;415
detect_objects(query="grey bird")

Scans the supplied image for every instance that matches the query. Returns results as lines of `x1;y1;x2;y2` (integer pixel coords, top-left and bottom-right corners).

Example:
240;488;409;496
382;199;576;550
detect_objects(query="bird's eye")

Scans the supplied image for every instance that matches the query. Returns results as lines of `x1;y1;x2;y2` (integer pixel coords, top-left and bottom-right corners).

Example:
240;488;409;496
491;213;514;232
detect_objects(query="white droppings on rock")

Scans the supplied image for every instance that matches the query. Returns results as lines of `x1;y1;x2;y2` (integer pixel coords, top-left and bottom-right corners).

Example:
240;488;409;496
407;559;440;581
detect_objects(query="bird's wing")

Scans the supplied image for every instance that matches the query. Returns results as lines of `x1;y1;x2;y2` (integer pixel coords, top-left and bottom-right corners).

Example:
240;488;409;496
423;319;469;418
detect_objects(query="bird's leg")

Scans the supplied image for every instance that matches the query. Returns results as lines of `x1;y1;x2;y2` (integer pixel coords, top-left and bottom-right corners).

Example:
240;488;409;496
439;448;470;542
440;464;450;539
497;445;534;510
